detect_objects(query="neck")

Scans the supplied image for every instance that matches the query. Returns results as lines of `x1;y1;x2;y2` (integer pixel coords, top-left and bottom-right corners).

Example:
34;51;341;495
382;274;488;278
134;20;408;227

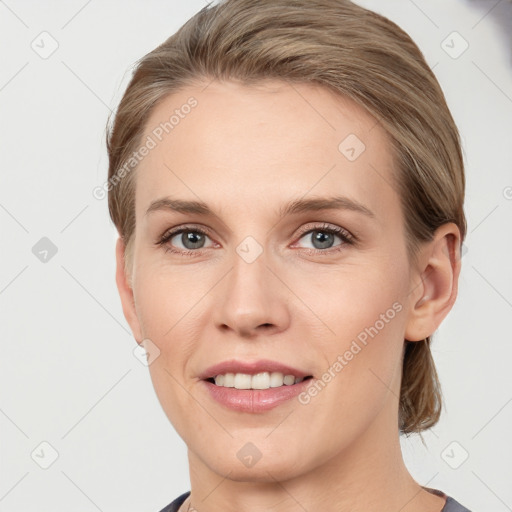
185;400;446;512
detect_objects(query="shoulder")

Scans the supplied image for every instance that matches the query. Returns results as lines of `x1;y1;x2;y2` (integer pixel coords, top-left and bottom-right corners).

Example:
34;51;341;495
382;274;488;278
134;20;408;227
157;491;191;512
423;486;472;512
156;489;473;512
442;495;473;512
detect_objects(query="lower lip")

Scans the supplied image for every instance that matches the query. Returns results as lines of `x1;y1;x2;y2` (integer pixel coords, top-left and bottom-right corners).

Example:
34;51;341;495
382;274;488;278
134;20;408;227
201;378;312;413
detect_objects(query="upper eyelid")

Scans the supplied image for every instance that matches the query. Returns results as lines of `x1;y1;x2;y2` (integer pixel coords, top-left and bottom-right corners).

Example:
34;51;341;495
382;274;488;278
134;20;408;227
297;222;351;236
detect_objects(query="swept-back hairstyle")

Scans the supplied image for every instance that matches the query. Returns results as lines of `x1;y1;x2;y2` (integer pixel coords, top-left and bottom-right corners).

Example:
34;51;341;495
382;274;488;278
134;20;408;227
106;0;466;434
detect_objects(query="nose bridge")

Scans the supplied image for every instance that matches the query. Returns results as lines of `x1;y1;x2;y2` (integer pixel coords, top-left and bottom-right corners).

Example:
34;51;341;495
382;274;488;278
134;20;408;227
214;238;289;335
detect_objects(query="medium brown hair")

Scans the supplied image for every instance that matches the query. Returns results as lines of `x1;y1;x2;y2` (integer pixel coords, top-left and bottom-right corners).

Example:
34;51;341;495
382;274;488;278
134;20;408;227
106;0;466;434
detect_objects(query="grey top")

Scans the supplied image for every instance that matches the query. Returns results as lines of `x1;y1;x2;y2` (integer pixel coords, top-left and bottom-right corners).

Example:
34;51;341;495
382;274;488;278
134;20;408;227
159;488;473;511
424;486;473;512
443;496;473;511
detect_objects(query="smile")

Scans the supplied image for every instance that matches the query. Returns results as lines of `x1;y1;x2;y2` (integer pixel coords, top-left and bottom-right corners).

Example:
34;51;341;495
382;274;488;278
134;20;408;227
207;372;312;390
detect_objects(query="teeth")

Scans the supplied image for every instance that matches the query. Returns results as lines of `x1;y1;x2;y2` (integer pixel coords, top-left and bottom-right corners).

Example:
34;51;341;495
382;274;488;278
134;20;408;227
234;373;252;389
270;371;285;388
252;372;270;389
283;374;295;386
223;373;235;387
212;372;305;390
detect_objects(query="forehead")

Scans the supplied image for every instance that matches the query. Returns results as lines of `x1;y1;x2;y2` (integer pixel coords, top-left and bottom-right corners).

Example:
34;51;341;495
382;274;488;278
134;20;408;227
135;79;399;222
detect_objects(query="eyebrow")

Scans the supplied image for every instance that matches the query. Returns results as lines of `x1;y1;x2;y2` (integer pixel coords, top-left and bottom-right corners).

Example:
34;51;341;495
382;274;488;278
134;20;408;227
145;195;375;219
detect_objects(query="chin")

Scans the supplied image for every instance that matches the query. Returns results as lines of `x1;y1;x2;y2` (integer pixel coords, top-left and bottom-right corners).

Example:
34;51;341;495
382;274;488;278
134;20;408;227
196;442;311;483
210;458;308;483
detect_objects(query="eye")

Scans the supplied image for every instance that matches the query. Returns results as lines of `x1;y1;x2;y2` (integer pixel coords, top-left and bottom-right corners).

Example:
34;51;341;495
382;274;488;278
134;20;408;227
294;223;354;253
157;225;215;255
156;222;355;256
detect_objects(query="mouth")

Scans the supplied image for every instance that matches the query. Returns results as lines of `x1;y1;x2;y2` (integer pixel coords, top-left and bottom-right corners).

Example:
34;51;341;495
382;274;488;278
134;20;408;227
201;373;314;413
198;359;315;412
204;372;314;390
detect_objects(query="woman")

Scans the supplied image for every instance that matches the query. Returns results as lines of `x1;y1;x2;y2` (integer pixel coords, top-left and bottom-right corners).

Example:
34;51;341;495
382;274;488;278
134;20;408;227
106;0;471;510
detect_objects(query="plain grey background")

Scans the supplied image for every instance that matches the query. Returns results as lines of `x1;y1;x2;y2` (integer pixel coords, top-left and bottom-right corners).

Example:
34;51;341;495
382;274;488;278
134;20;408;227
1;1;511;511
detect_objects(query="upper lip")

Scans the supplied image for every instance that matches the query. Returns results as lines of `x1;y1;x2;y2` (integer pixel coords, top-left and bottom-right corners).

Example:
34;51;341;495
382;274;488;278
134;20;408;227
198;359;312;380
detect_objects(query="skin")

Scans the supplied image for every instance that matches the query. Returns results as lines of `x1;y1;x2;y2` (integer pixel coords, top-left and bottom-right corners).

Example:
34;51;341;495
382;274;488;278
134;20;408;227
115;79;461;512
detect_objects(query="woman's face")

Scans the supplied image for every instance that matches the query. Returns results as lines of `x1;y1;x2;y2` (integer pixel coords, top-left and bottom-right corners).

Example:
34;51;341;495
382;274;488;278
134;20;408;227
119;79;426;480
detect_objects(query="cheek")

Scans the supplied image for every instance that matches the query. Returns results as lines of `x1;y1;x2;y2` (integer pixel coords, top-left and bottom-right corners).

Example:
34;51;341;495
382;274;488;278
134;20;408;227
288;257;407;420
131;262;214;432
133;260;210;338
290;254;408;345
291;312;405;463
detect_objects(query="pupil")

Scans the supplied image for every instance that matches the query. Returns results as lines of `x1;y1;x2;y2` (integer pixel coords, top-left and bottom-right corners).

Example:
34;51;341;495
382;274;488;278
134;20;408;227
183;231;204;249
313;231;333;249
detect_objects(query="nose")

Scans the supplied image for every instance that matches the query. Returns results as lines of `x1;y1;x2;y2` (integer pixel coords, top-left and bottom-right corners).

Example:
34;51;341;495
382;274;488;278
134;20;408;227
213;248;291;338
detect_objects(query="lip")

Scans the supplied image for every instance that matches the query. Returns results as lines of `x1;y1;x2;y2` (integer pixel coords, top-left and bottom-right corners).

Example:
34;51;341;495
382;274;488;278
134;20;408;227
198;358;312;380
201;378;313;413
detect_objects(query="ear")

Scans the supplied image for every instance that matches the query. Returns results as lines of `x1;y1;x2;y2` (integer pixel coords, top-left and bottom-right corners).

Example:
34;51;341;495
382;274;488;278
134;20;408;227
404;223;462;342
115;237;143;343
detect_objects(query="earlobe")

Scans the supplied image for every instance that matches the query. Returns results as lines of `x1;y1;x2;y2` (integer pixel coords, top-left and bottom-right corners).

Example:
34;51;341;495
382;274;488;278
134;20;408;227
404;223;462;342
115;237;143;343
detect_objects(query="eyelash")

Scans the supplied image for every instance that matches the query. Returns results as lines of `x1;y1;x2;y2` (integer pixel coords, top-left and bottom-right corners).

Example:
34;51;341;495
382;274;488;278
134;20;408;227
156;223;355;257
